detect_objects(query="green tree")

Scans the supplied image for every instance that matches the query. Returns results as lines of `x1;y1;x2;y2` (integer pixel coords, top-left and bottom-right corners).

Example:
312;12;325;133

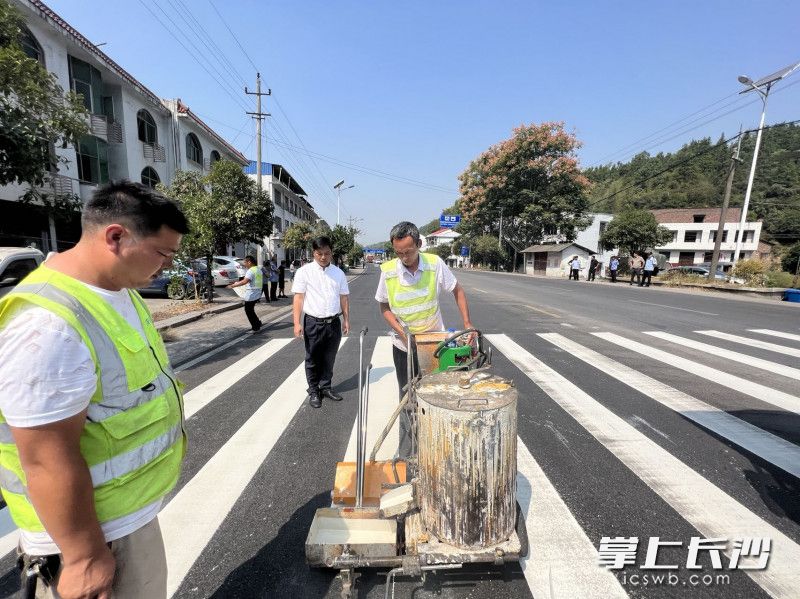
599;208;673;255
429;244;452;260
782;242;800;275
330;224;357;264
1;0;88;218
347;242;364;267
458;122;592;250
470;235;506;268
310;220;331;239
284;221;312;254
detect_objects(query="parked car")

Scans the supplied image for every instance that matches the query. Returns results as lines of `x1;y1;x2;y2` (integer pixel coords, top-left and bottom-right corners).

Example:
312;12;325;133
0;247;44;299
214;255;246;279
137;260;203;300
667;265;744;284
192;256;239;286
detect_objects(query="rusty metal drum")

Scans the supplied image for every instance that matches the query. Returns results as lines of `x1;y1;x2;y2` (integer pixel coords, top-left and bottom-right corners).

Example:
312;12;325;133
416;370;517;549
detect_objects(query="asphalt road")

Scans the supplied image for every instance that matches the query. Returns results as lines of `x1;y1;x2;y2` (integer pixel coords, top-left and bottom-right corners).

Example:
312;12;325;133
0;264;797;599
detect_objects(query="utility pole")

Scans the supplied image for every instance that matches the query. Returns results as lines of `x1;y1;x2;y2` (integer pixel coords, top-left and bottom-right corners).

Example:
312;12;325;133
708;128;743;278
245;73;271;264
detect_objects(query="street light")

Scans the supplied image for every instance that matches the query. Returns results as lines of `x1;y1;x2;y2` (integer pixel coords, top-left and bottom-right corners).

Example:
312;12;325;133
333;179;355;226
732;60;800;264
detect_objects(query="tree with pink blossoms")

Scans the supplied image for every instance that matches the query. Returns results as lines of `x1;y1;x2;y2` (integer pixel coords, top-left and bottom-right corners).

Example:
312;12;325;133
457;122;592;262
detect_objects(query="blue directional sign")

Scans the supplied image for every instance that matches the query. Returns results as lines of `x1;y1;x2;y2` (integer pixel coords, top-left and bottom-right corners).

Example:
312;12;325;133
439;214;461;228
460;246;469;257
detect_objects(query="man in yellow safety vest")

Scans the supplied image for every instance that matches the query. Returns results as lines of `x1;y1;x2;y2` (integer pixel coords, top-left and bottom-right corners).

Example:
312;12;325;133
0;181;189;598
374;221;474;456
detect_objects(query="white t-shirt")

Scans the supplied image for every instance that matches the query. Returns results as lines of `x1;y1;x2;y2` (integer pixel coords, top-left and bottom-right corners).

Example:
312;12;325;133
239;266;263;302
374;255;458;350
292;262;349;318
0;282;161;555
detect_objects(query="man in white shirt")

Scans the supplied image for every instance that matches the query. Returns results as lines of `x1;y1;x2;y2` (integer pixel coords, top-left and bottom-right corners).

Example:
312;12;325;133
292;236;350;408
375;221;474;456
0;181;189;598
227;255;263;331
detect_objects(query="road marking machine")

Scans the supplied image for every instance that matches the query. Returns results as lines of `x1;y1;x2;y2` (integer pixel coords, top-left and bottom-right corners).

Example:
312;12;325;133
305;327;528;598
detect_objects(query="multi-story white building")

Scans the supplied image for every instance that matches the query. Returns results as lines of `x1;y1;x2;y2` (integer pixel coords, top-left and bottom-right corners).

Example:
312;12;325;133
244;162;322;264
1;0;247;251
650;208;768;267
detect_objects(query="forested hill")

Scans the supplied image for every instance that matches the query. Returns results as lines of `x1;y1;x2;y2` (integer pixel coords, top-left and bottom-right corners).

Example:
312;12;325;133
584;122;800;243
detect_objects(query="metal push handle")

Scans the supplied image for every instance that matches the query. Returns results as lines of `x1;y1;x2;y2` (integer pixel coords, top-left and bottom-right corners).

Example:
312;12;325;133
356;327;368;508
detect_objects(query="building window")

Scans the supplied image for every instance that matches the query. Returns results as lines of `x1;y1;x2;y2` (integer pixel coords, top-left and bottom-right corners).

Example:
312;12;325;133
274;191;281;207
693;214;705;223
69;56;103;114
284;219;290;231
710;230;728;243
141;167;160;188
186;133;202;165
671;231;678;243
273;216;282;233
703;251;714;262
678;252;695;265
20;27;43;64
684;230;701;243
137;109;157;144
76;135;109;184
210;150;221;165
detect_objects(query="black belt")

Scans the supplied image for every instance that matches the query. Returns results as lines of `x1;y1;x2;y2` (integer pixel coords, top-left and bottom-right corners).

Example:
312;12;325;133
305;313;341;324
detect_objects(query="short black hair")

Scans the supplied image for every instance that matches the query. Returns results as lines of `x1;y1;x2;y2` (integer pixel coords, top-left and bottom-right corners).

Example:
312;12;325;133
311;236;332;251
82;180;189;236
243;255;256;264
390;221;420;244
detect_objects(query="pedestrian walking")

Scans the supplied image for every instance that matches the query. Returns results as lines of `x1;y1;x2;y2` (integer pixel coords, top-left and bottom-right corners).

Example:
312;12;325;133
375;221;474;457
227;255;263;331
269;258;279;301
588;255;599;281
569;256;581;280
641;253;657;287
629;252;644;286
278;260;287;298
609;255;619;282
293;237;350;408
0;181;188;599
261;262;271;303
289;260;297;282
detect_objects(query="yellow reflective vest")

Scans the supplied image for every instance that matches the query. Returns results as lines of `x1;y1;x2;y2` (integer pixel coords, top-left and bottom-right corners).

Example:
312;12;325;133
380;253;440;334
0;265;186;532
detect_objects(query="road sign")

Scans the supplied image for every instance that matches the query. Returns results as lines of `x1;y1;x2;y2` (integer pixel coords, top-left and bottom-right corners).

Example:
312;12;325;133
460;246;469;256
439;214;461;228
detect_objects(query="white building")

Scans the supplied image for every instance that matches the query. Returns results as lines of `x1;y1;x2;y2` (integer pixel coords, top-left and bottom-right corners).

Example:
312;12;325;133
537;213;617;276
1;0;247;251
650;208;766;267
244;162;321;264
522;242;596;277
422;228;464;266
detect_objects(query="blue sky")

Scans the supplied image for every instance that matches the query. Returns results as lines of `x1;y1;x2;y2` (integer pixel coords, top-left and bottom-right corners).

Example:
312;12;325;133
47;0;800;243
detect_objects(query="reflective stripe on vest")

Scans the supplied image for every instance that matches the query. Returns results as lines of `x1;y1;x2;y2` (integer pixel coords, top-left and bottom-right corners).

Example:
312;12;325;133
381;254;440;334
0;266;186;532
248;265;263;289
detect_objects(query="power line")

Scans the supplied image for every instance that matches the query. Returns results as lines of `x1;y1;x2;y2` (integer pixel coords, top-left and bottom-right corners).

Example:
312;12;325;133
208;0;259;73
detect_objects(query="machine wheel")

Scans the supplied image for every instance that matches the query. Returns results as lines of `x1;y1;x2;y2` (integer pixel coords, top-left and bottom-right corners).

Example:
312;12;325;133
516;501;529;558
338;568;358;599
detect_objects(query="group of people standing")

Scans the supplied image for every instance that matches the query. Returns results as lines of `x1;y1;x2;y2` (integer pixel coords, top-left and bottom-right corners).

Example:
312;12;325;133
228;257;300;332
568;252;658;286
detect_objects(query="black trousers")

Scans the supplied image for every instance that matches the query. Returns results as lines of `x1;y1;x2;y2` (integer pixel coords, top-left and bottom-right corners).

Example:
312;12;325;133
303;314;342;394
610;269;618;282
392;343;419;459
630;268;641;285
278;278;285;296
243;300;261;331
588;268;596;281
270;281;278;301
570;268;579;280
262;284;270;302
640;270;652;286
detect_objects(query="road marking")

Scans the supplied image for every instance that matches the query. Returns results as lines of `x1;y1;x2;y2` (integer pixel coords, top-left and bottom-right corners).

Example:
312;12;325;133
344;337;399;461
594;332;800;416
525;304;561;318
697;330;800;358
628;299;718;316
182;338;293;419
645;331;800;381
487;333;800;598
474;288;489;294
748;329;800;343
539;333;800;479
161;339;348;596
517;439;627;598
560;322;575;328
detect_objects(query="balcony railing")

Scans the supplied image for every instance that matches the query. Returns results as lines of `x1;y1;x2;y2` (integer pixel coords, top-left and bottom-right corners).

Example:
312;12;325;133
107;120;123;144
143;142;166;163
88;114;107;141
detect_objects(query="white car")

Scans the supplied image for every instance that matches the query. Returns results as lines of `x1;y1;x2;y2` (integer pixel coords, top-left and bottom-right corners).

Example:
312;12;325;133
192;256;240;286
214;256;246;280
0;247;44;299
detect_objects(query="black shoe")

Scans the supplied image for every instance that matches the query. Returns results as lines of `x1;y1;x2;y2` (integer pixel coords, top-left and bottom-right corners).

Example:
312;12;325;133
321;389;343;402
252;323;262;332
308;393;322;408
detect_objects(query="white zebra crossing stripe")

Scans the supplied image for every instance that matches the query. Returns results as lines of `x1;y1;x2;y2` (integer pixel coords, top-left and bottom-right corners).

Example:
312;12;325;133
748;329;800;343
487;333;800;599
516;438;627;598
594;333;800;417
539;333;800;479
161;339;348;597
182;338;293;419
697;330;800;359
644;331;800;381
344;337;400;461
